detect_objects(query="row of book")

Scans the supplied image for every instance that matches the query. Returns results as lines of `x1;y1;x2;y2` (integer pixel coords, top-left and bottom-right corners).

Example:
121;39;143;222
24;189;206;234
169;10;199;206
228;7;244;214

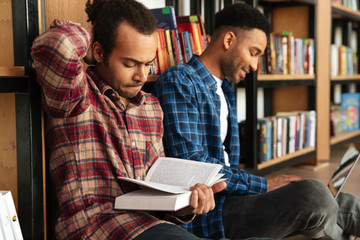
259;32;315;75
240;111;316;163
149;7;208;75
330;44;358;76
332;0;359;11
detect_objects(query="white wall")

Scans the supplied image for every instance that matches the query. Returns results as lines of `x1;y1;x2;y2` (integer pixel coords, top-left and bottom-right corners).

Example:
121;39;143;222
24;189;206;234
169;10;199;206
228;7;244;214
137;0;166;9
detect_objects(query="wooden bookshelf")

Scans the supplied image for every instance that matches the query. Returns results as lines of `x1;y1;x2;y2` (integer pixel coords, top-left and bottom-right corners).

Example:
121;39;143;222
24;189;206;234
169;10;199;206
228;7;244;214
257;147;315;170
257;74;315;81
331;130;360;145
0;66;25;77
332;3;360;21
331;74;360;81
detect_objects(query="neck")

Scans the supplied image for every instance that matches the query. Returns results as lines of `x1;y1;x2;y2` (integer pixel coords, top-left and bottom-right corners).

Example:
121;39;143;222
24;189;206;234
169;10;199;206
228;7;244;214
199;45;224;80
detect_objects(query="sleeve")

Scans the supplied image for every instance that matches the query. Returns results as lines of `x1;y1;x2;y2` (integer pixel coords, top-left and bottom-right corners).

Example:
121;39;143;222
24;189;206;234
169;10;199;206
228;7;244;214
152;68;267;195
31;20;91;117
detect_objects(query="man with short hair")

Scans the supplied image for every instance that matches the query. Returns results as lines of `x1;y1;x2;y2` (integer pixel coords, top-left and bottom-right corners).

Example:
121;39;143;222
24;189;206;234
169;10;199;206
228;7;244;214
153;3;360;240
31;0;227;239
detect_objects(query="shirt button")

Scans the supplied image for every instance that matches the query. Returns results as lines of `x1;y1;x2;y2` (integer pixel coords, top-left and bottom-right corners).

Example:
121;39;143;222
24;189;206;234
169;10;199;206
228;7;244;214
132;141;136;147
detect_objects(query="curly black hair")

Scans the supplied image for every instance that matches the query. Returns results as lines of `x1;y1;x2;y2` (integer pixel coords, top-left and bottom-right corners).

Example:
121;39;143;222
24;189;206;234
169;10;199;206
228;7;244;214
215;3;270;36
85;0;157;64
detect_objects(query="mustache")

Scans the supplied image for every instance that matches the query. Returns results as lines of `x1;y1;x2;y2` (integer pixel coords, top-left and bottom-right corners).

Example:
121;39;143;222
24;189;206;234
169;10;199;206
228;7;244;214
126;82;144;87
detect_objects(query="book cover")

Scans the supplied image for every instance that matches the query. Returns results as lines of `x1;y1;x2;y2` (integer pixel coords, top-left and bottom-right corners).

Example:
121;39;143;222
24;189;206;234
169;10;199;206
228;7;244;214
0;191;23;240
341;93;360;132
114;189;192;211
114;157;224;211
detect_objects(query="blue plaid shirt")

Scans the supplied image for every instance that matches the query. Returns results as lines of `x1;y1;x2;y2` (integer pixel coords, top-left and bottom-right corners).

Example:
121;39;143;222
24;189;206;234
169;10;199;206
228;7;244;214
152;56;267;239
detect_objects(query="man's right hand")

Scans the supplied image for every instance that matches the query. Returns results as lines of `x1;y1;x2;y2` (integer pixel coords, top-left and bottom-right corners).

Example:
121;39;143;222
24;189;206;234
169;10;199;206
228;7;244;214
83;26;96;65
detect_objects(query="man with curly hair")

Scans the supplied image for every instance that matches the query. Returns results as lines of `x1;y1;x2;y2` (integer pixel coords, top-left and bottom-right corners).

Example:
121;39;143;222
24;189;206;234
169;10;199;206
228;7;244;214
153;3;360;240
31;0;228;239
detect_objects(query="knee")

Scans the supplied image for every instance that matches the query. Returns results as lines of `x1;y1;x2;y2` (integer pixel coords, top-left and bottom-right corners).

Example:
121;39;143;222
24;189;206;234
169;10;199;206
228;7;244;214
293;179;338;214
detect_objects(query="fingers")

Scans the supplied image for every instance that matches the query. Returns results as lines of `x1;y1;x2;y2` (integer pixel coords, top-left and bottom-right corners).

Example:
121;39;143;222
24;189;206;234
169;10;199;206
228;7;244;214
189;183;215;214
211;181;226;193
266;174;303;192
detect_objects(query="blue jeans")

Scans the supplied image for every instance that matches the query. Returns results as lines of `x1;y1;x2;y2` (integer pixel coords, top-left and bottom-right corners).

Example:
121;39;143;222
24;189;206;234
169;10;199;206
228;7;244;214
222;179;360;240
134;223;275;240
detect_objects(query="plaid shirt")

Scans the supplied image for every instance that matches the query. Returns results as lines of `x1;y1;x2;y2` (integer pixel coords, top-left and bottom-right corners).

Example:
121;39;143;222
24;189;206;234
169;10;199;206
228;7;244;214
153;56;268;239
31;20;190;240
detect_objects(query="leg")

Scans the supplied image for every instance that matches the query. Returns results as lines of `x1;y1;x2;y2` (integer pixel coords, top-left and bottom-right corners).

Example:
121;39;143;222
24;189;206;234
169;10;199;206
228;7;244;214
336;192;360;238
222;179;342;239
133;223;203;240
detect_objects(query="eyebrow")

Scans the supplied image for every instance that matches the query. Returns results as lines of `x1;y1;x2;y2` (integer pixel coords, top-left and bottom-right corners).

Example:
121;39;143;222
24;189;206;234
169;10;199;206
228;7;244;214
253;47;263;55
123;56;157;64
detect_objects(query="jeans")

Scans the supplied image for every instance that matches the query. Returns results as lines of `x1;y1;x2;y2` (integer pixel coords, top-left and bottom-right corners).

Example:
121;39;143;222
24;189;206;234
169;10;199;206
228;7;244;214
134;223;276;240
222;179;360;240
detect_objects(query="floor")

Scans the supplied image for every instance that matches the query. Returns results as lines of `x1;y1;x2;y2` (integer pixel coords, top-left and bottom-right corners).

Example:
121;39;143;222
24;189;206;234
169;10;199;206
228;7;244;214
264;140;360;240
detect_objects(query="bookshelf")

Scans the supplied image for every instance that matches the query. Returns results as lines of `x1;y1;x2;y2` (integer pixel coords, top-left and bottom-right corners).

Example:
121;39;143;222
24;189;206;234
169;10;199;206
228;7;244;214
329;1;360;148
0;0;44;239
239;0;324;175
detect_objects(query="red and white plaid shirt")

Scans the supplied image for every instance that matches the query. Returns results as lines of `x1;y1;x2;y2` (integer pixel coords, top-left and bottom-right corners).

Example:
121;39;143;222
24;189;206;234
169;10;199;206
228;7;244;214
31;20;189;240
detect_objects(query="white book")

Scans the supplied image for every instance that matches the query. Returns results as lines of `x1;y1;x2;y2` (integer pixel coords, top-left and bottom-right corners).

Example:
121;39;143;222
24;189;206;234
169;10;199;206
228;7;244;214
0;191;23;240
115;157;224;211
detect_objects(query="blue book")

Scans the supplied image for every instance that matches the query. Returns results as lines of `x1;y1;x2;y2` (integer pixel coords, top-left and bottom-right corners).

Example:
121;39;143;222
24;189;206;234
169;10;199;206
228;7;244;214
258;118;272;162
151;7;183;65
182;31;193;61
341;93;360;132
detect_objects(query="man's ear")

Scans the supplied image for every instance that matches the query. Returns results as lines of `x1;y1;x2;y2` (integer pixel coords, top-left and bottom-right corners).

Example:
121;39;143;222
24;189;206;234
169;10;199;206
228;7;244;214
223;31;236;50
93;41;104;63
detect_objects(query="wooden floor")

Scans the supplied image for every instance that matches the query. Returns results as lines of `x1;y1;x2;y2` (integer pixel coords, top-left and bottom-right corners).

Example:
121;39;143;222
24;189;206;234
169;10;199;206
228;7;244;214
265;140;360;240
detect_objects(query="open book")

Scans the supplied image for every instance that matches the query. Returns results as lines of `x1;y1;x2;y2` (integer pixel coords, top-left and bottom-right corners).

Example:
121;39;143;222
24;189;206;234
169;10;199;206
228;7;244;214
114;157;224;211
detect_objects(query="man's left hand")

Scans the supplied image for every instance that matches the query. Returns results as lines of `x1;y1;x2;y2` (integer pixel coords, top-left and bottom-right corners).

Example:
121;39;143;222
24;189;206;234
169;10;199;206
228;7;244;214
175;182;226;216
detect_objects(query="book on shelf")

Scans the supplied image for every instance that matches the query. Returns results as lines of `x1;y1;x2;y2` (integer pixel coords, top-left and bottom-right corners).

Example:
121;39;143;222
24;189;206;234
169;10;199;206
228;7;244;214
176;14;208;51
177;22;203;55
164;29;176;67
258;118;273;162
151;6;184;65
114;157;224;211
341;93;360;132
331;104;342;137
260;32;314;75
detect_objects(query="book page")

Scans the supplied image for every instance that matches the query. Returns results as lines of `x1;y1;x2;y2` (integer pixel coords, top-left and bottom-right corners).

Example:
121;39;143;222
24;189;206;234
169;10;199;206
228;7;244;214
145;157;223;188
117;177;190;194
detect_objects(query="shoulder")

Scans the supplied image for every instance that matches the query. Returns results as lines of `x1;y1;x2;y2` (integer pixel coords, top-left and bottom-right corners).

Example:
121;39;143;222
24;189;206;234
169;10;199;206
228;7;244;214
154;64;201;93
143;92;162;109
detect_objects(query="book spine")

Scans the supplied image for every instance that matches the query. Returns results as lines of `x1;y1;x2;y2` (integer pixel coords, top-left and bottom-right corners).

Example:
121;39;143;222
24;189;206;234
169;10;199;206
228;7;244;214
169;7;184;64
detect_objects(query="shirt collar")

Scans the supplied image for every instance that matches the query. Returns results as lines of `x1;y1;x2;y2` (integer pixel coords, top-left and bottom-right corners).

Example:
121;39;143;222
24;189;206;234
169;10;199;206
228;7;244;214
86;66;146;106
188;55;217;89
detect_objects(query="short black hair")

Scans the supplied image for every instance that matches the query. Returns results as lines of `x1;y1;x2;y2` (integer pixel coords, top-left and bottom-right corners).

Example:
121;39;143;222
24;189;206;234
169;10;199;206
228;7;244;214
85;0;157;64
215;3;270;36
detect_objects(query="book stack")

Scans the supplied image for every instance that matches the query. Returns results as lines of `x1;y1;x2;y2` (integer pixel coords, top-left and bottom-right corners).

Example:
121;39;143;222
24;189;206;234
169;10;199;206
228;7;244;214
150;7;208;75
239;110;316;163
259;31;314;75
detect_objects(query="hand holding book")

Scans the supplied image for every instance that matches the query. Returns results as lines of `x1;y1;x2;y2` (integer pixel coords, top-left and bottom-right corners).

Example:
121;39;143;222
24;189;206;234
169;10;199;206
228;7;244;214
115;157;227;212
175;181;226;216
